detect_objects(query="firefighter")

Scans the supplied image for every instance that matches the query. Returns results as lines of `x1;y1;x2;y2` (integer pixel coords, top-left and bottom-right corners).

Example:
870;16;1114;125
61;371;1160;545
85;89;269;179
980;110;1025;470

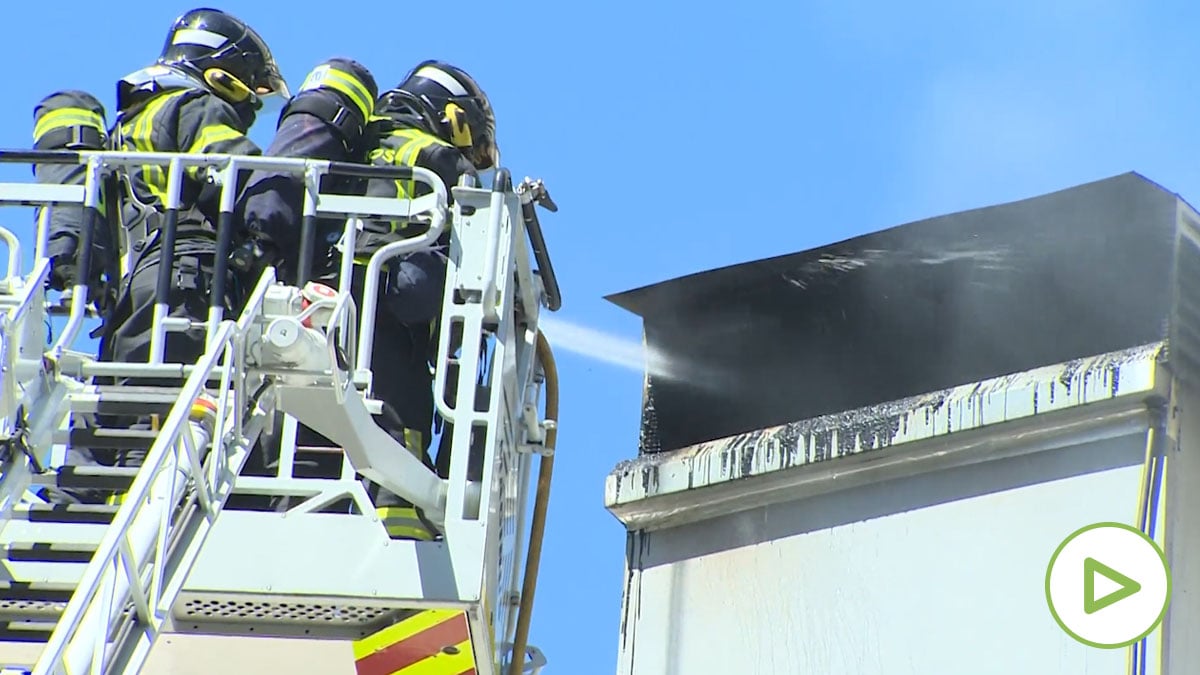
356;60;499;540
93;7;288;474
33;90;116;308
30;91;118;505
233;57;380;489
235;57;379;286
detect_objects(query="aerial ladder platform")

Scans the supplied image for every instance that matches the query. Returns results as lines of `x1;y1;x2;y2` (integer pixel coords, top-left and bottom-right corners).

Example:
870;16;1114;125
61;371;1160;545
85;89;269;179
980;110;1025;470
0;147;562;674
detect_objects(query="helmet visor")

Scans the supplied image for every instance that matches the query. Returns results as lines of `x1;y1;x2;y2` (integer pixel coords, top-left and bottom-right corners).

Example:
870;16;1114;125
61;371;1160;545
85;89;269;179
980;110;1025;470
256;60;291;99
244;24;290;99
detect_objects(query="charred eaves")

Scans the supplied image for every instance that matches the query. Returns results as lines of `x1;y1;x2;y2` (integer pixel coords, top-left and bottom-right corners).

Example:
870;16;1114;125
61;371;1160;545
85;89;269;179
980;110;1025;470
608;172;1200;454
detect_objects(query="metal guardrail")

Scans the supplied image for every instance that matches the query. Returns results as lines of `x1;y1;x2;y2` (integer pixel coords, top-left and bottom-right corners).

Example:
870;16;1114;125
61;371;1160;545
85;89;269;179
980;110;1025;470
0;147;564;675
0;149;448;371
0;256;68;532
32;268;281;675
0;224;20;282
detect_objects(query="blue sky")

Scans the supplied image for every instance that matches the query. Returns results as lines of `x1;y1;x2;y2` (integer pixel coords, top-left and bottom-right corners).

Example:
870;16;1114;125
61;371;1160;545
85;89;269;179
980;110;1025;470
4;1;1200;673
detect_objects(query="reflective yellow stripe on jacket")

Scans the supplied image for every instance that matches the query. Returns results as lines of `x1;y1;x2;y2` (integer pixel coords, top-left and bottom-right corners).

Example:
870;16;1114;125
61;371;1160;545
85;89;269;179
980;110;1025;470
118;90;192;203
356;129;449;266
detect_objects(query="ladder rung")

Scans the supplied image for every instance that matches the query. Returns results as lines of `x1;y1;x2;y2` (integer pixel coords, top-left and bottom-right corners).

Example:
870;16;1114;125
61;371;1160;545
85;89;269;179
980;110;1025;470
0;522;110;550
0;583;73;626
0;561;89;587
69;386;188;416
0;625;54;643
67;428;158;451
295;445;345;454
11;504;117;525
0;602;66;623
1;544;95;564
28;461;137;494
30;465;138;491
88;385;186;396
0;583;75;604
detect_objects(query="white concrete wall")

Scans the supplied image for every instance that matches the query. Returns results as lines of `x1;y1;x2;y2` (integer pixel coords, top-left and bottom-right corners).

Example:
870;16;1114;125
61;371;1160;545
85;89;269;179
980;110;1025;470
616;431;1161;675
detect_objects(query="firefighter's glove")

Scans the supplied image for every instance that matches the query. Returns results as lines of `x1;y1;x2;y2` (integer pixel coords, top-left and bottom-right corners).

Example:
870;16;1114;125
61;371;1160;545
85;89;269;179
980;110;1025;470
47;256;76;292
229;238;280;284
47;256;109;311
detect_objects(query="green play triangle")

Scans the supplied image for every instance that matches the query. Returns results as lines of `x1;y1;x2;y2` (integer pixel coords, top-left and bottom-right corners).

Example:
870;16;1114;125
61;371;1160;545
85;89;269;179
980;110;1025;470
1084;557;1141;614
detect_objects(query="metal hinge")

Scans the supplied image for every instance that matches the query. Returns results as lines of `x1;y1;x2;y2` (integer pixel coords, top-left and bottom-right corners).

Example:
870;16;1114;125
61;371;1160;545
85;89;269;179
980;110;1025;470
0;404;43;473
518;402;556;457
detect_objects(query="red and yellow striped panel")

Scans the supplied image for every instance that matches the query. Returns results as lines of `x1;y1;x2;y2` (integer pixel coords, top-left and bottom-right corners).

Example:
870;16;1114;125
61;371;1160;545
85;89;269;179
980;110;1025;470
354;609;476;675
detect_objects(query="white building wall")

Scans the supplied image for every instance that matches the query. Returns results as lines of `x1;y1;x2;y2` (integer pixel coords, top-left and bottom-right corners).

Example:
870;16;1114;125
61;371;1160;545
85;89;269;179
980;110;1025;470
605;344;1181;675
617;432;1156;675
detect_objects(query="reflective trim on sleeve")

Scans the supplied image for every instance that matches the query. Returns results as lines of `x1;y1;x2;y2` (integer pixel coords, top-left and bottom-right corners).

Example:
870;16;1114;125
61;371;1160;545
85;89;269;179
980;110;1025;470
120;90;192;203
300;65;375;121
33;108;105;143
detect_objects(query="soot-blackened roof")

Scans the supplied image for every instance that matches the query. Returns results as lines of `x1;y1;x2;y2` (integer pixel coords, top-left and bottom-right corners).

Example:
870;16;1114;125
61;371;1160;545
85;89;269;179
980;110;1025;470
608;172;1200;454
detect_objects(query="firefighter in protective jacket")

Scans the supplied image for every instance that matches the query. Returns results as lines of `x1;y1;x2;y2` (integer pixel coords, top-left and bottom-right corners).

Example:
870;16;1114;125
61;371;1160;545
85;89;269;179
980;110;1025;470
32;90;116;305
95;7;288;471
357;60;499;540
236;57;380;286
30;91;118;498
234;57;380;486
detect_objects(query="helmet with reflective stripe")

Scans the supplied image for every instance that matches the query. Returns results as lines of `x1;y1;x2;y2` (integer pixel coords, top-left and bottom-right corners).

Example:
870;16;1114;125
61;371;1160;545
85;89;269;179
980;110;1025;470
383;60;498;171
158;8;290;110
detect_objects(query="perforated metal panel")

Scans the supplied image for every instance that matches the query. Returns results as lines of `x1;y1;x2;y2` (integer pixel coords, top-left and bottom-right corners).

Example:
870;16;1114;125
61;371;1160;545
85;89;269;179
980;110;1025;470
171;594;410;640
179;598;389;624
0;600;64;621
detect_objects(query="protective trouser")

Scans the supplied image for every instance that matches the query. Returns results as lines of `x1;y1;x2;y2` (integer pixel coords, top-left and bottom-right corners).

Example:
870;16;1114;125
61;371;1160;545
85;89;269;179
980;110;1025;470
430;335;489;486
47;233;229;505
234;58;379;497
95;232;233;471
353;249;449;540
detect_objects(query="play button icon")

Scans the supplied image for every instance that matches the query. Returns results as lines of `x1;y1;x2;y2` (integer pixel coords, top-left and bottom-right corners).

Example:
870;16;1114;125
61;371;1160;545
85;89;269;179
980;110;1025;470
1084;557;1141;614
1046;522;1171;648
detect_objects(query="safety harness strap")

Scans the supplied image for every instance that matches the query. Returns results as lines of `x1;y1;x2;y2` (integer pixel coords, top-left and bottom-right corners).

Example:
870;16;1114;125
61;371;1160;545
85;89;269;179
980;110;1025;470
280;92;369;154
36;125;106;152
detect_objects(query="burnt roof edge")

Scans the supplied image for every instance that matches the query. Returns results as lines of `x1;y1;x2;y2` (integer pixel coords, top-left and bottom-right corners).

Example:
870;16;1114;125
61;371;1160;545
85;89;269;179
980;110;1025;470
604;342;1167;532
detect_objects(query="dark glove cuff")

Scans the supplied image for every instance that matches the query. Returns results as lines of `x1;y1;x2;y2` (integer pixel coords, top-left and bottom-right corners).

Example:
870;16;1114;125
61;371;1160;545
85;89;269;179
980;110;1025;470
49;262;77;291
45;235;78;261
